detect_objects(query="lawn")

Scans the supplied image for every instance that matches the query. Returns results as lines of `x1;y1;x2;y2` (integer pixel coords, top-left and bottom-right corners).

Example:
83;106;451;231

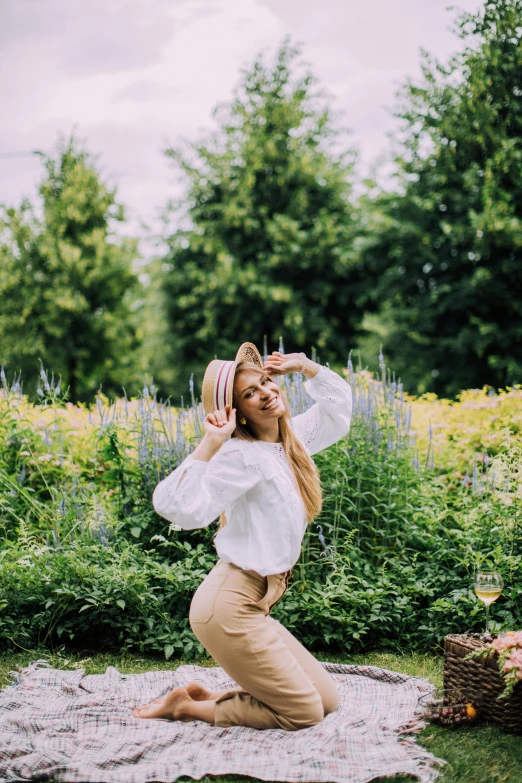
1;649;521;783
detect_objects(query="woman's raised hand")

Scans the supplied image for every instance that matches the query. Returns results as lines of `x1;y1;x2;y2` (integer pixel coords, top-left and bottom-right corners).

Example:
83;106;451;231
262;351;304;376
203;404;237;440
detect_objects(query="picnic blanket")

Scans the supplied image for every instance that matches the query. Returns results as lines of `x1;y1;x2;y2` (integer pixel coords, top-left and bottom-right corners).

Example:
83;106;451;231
0;660;444;783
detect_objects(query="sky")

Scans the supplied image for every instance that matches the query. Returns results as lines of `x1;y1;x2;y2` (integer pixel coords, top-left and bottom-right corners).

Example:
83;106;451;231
0;0;484;249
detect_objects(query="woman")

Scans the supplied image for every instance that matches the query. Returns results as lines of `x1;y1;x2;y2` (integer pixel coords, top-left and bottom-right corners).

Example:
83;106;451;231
133;343;352;731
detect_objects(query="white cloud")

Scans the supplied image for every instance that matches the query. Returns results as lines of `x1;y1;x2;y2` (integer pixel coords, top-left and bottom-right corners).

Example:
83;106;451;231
113;81;182;103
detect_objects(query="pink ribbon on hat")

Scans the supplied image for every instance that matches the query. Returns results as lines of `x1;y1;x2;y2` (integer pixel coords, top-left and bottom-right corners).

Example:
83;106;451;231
215;360;235;411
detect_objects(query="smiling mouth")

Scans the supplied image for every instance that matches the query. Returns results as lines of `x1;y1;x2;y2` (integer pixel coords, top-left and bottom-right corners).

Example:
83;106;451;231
262;397;279;411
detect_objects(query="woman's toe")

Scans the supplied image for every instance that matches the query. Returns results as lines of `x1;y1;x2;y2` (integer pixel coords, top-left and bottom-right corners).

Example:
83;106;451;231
133;697;167;719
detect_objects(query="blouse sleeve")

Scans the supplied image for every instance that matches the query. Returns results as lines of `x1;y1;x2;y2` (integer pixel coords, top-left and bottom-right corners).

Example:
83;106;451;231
152;442;261;531
290;365;353;456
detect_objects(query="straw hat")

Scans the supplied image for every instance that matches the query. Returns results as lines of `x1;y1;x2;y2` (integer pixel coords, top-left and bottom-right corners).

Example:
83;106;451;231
201;342;263;415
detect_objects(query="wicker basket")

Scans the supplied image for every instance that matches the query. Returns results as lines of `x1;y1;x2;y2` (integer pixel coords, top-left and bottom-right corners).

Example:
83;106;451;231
444;634;522;734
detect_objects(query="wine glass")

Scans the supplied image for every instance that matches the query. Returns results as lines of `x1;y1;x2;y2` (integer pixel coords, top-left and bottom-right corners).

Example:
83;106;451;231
473;570;504;632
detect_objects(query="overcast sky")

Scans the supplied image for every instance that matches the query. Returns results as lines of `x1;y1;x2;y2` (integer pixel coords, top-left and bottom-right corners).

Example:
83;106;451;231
1;0;484;247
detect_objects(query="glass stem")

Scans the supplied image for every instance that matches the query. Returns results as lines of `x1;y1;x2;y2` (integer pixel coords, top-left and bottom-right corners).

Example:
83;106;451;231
485;603;490;632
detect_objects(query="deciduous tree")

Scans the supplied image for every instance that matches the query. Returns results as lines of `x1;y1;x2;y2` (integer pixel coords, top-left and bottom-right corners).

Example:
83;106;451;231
362;0;522;396
158;42;364;398
0;137;142;401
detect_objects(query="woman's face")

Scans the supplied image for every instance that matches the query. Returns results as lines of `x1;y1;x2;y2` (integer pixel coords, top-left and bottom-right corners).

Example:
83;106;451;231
234;369;286;427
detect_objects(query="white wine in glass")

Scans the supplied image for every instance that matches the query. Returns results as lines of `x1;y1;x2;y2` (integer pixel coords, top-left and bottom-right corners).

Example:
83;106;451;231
473;570;504;632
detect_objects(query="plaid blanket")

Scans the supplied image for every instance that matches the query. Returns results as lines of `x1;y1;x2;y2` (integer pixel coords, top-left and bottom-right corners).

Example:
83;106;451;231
0;660;443;783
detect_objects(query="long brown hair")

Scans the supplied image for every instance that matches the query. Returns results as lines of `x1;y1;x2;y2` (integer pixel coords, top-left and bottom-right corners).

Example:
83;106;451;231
215;362;322;536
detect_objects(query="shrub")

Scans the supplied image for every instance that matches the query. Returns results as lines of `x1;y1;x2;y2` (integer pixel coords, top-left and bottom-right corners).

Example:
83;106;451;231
0;358;520;658
0;537;216;660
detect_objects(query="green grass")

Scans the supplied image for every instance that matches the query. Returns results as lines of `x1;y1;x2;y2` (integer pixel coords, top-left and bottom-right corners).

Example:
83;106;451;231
1;649;521;783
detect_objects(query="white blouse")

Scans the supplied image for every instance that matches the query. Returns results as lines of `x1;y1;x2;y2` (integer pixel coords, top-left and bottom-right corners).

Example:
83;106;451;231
152;365;353;576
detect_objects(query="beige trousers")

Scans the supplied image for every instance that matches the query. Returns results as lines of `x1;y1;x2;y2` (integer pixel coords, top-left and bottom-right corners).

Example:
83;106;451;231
188;559;339;731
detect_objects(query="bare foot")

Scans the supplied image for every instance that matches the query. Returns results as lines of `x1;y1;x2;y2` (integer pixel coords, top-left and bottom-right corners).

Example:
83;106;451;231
133;686;194;721
185;681;228;701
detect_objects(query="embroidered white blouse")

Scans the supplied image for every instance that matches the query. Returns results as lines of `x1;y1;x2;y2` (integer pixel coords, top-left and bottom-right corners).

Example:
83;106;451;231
152;365;353;576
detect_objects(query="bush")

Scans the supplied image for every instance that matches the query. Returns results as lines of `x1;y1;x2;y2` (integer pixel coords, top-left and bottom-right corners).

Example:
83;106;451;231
0;537;217;660
0;359;521;658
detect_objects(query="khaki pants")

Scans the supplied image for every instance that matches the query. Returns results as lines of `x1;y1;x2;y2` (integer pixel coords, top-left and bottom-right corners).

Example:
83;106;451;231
188;559;339;731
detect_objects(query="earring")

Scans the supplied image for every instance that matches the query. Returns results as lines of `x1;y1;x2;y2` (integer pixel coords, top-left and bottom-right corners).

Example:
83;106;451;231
240;417;247;425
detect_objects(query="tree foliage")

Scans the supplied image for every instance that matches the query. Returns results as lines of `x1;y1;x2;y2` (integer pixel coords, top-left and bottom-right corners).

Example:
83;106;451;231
361;0;522;396
0;137;142;401
158;42;364;398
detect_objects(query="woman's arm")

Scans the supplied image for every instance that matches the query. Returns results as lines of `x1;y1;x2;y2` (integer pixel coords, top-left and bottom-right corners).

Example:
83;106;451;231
263;351;353;456
183;403;237;467
262;351;322;379
300;357;322;381
152;405;260;530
